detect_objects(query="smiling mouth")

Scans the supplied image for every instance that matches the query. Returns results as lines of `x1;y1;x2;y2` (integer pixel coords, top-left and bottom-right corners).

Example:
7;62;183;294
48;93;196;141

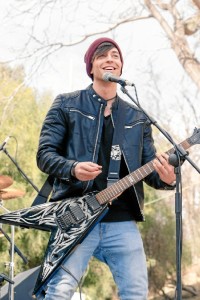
103;67;116;71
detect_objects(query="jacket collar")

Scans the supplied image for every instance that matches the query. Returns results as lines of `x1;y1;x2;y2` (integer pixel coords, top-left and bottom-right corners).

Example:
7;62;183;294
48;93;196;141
87;84;120;110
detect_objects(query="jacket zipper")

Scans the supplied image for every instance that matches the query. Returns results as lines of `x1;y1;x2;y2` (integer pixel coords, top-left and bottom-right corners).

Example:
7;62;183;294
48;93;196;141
111;112;115;128
122;151;144;217
83;103;104;194
125;120;145;129
123;116;145;217
69;109;95;120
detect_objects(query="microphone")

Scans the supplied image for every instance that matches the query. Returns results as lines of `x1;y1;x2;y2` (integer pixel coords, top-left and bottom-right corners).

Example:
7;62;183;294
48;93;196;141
0;136;10;151
103;72;135;87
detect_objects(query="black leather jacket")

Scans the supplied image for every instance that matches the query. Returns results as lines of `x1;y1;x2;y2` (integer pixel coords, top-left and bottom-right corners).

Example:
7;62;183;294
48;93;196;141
37;85;174;220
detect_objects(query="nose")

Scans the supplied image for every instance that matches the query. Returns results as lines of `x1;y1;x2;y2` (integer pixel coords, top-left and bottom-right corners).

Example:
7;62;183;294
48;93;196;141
106;53;113;61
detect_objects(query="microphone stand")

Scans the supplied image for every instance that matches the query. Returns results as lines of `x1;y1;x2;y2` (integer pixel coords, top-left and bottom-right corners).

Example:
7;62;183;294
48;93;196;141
168;153;185;299
0;147;39;193
120;84;200;300
0;225;28;265
0;203;28;300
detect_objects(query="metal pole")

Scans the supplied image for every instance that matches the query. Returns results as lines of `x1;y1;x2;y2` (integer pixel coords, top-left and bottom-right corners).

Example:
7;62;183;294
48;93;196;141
0;201;15;300
8;225;15;300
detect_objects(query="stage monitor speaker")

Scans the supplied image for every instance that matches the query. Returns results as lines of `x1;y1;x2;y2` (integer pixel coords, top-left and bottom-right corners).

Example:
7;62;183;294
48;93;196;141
0;266;40;299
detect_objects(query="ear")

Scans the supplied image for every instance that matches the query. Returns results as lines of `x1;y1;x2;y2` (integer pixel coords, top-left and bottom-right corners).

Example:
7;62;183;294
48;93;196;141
90;65;93;75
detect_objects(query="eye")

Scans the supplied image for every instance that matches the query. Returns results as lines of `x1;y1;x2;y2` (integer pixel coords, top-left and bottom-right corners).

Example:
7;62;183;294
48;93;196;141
97;54;106;59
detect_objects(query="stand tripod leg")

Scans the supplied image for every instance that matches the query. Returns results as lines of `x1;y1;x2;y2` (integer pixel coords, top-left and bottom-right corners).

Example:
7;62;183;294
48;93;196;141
8;225;15;300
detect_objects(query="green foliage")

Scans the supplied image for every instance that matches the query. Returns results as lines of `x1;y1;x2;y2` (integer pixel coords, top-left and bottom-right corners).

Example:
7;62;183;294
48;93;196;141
140;185;192;295
0;63;52;188
14;228;50;271
0;63;52;277
82;258;117;300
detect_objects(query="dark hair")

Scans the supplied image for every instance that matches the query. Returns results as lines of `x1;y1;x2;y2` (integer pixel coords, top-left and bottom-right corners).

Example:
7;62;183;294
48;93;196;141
91;42;116;63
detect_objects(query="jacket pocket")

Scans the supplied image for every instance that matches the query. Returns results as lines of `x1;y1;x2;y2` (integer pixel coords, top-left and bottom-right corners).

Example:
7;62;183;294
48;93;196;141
124;120;146;147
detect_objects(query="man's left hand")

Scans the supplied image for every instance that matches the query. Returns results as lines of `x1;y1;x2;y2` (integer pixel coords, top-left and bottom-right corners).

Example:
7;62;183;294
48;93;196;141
153;153;176;185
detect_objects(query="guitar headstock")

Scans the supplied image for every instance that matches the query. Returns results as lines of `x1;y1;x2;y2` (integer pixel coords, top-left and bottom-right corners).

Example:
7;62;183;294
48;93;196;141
187;128;200;146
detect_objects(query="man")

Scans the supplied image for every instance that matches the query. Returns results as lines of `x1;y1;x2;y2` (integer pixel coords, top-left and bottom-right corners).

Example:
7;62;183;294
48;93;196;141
36;37;176;300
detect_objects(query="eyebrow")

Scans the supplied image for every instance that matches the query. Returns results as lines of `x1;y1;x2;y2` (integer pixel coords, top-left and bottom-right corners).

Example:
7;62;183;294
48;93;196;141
104;49;120;56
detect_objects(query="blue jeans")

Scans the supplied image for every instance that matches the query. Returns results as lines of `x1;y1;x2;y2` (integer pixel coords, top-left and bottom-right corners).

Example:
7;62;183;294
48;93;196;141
37;221;148;300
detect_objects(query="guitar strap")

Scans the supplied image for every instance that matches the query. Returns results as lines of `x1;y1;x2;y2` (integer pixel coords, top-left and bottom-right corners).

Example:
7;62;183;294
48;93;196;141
31;175;54;207
31;99;127;206
107;98;126;187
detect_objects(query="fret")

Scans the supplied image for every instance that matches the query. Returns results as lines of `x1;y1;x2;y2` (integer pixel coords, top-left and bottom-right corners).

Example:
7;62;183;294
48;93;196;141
103;189;113;199
118;178;130;192
134;172;141;181
125;178;131;188
96;193;107;205
100;194;107;203
112;182;121;193
146;162;154;173
110;190;117;199
137;168;144;178
97;185;118;204
127;174;135;185
182;140;190;149
119;180;128;190
95;193;103;204
143;167;149;175
104;188;114;199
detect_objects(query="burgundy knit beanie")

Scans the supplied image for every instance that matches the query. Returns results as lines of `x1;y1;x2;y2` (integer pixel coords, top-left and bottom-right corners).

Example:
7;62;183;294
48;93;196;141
84;37;123;79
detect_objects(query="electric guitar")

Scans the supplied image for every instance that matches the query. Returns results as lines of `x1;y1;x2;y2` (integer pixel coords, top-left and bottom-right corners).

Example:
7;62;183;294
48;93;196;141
0;128;199;297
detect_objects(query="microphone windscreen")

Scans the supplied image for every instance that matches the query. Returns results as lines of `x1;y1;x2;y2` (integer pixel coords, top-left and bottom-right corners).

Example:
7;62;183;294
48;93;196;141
102;72;112;82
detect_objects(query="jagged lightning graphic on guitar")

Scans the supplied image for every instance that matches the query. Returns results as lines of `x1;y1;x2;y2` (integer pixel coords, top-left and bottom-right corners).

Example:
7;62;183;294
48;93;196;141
0;128;199;297
0;193;108;296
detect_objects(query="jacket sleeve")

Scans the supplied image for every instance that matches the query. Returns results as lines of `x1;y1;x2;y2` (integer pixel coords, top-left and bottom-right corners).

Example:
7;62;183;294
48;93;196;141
142;121;175;190
36;94;75;181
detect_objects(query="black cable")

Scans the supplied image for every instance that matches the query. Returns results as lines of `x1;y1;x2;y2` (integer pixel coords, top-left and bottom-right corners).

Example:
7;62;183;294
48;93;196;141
60;265;83;300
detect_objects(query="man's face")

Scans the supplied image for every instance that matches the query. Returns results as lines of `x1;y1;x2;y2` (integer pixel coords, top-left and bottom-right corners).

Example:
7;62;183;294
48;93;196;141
90;47;122;81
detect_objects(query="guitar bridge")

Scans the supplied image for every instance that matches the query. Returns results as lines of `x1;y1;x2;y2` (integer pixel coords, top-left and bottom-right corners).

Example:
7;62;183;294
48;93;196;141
55;204;85;232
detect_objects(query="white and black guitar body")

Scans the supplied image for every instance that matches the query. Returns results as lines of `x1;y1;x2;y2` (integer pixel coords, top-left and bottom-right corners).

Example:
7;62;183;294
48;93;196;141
0;192;108;296
0;127;200;297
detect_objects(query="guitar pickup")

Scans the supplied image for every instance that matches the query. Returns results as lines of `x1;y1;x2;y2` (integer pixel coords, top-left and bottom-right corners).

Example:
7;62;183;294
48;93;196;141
85;195;101;213
70;204;85;222
55;204;85;232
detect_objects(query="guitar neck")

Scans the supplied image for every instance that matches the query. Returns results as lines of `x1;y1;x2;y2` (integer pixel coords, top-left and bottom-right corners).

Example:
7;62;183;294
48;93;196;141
96;139;191;205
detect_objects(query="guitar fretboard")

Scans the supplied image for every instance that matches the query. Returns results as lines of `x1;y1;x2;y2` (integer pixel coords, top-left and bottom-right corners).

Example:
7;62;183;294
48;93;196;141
96;139;191;205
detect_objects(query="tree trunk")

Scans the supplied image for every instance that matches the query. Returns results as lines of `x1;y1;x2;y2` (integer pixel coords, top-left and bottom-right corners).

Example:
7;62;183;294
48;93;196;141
144;0;200;90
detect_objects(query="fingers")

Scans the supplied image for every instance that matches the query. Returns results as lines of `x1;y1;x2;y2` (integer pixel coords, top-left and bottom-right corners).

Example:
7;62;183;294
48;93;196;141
73;162;102;181
153;153;170;174
153;153;176;184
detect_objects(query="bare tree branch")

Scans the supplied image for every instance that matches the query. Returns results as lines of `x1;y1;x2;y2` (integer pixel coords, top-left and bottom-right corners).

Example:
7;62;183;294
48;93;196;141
2;15;152;64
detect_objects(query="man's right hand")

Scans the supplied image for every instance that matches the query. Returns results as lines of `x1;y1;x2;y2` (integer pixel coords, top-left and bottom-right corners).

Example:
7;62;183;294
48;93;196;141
73;162;102;181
